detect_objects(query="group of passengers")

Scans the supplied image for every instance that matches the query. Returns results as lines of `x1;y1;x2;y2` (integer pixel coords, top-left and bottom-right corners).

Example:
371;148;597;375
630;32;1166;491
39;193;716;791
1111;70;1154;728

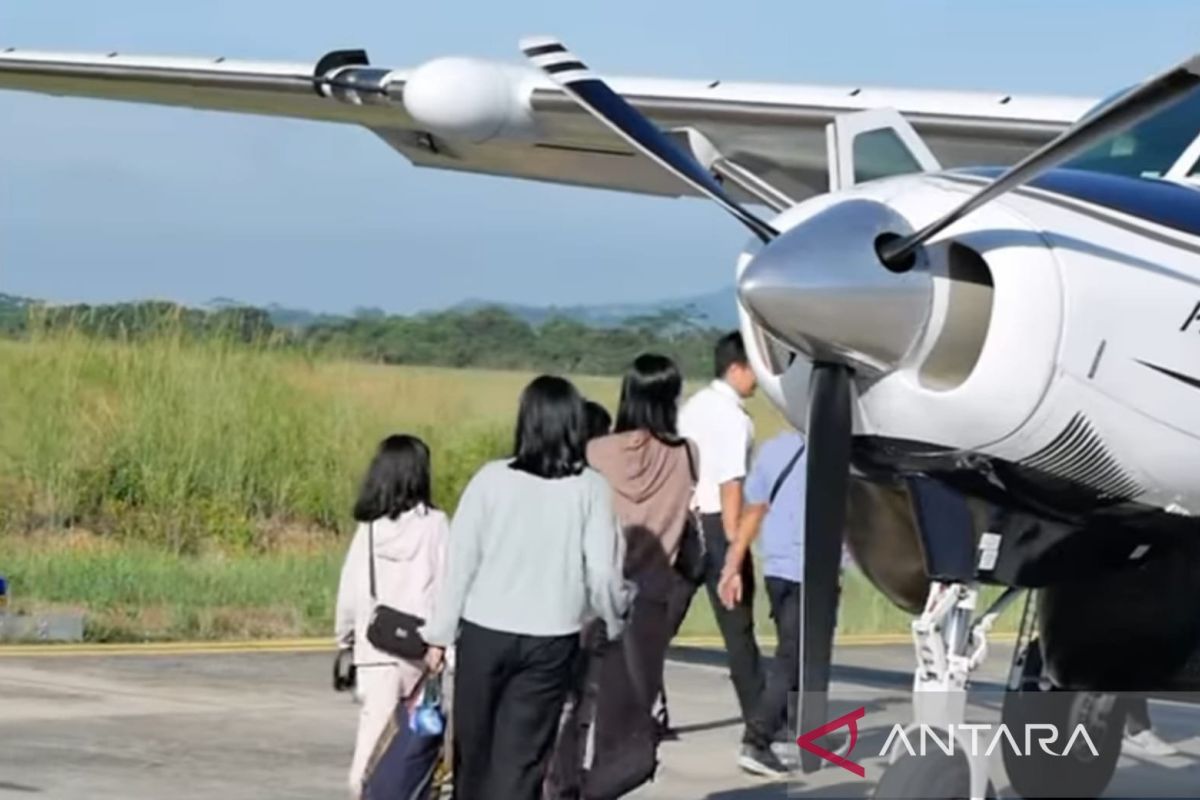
334;328;1182;800
335;331;815;799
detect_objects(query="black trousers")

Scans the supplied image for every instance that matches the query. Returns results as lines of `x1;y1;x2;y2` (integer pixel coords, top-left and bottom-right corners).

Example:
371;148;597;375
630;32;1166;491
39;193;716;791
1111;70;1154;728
1126;695;1152;734
453;621;579;800
747;577;801;747
667;513;765;739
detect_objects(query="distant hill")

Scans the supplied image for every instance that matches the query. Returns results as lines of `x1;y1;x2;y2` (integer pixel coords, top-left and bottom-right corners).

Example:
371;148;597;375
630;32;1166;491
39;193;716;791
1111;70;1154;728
0;292;35;310
0;293;35;333
203;298;345;330
10;287;740;333
448;286;738;330
263;303;348;329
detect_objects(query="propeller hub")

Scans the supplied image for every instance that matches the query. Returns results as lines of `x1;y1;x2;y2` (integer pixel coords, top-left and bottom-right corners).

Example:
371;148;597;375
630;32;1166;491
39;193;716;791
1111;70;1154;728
738;198;933;372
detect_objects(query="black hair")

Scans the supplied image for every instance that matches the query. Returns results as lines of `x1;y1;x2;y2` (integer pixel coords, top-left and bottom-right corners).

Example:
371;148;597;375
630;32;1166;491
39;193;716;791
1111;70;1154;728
584;401;612;442
713;330;749;379
352;434;434;522
614;353;683;439
510;375;587;479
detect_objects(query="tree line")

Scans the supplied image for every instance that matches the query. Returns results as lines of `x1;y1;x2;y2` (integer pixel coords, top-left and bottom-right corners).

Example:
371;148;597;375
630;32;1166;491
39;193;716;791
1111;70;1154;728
0;298;728;378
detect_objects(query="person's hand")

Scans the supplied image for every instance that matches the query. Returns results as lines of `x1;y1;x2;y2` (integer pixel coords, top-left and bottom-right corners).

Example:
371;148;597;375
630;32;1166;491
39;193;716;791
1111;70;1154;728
332;646;356;693
424;646;445;674
718;546;747;609
718;567;743;610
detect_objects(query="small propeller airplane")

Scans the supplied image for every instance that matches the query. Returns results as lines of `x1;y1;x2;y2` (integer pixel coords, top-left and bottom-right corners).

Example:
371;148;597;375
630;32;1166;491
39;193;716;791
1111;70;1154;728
5;37;1200;798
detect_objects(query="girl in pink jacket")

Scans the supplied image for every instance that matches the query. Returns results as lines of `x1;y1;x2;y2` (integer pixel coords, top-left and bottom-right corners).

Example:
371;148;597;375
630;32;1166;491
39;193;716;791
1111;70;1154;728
335;435;449;795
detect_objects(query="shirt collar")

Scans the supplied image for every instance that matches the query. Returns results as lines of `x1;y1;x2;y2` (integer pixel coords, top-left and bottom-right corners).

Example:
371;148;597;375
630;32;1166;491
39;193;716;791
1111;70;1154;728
709;378;745;408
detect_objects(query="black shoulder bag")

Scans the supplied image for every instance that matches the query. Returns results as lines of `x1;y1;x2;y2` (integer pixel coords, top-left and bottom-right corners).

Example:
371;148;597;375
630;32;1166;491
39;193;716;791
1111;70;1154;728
365;522;430;661
673;442;707;585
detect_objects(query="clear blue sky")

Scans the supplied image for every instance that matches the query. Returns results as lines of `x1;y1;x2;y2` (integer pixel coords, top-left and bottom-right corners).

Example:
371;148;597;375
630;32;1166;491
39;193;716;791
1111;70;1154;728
1;0;1197;314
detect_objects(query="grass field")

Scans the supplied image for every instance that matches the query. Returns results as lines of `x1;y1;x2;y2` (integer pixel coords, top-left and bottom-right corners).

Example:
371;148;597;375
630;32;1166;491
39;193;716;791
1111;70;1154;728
0;332;787;545
0;332;964;642
0;533;923;642
1;527;935;642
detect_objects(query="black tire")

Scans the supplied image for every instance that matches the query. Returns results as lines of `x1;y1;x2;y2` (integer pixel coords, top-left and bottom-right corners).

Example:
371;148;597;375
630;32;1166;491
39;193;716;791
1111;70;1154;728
1002;640;1124;799
874;749;994;799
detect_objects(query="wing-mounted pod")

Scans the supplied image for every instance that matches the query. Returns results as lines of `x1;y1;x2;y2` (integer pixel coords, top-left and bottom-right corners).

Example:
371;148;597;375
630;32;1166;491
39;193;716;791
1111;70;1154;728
313;49;543;143
404;57;541;144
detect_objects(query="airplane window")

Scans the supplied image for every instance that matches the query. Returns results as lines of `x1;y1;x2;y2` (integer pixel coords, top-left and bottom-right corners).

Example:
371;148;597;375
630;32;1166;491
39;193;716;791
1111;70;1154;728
852;128;923;183
1066;86;1200;180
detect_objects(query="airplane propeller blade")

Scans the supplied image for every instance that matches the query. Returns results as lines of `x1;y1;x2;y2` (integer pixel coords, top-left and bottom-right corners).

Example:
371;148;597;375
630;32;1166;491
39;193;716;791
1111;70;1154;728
879;53;1200;267
520;36;779;243
798;362;853;773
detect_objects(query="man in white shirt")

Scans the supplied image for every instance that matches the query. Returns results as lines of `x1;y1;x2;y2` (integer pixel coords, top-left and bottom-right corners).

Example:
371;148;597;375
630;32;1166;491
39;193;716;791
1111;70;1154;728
676;331;767;770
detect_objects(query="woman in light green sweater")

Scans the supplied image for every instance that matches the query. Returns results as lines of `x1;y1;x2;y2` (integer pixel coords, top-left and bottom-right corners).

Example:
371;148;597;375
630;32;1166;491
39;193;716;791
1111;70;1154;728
422;375;632;800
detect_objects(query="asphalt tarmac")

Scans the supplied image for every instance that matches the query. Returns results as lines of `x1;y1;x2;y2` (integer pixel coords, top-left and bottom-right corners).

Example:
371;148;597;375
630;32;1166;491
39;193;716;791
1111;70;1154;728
0;642;1197;799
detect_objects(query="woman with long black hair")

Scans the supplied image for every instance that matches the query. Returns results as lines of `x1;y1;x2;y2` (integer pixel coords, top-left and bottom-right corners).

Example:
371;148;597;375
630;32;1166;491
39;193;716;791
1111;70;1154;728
546;353;699;798
421;375;631;800
335;434;449;796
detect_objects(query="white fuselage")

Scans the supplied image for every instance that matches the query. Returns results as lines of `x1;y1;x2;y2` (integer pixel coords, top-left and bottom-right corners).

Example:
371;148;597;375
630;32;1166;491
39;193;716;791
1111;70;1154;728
741;171;1200;516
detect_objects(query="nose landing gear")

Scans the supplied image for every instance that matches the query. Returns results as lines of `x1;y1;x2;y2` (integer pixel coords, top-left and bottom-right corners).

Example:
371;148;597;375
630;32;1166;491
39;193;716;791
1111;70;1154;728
874;580;1007;800
872;583;1125;800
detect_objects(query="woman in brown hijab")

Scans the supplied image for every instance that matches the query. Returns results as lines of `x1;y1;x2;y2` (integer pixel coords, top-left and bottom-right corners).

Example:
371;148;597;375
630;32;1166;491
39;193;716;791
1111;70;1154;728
547;353;698;798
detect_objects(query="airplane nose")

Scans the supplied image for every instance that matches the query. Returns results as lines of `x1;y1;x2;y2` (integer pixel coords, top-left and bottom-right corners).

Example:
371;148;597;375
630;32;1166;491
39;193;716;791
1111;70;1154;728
738;198;934;372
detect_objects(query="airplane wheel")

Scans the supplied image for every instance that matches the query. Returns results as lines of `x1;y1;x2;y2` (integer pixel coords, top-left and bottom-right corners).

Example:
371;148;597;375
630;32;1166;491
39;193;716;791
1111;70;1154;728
874;749;993;799
1002;640;1125;799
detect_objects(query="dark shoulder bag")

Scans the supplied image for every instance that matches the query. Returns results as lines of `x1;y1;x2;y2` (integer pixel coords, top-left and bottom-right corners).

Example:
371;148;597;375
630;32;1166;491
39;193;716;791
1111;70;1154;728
580;628;661;800
365;521;430;661
673;441;707;585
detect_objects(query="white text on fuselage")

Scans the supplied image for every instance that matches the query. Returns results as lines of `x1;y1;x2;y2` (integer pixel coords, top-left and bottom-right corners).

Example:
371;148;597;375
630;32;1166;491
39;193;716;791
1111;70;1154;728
1183;301;1200;333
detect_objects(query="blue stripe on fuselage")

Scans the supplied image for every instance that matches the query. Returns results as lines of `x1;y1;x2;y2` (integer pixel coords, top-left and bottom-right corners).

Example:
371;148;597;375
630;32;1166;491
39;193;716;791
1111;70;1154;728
960;167;1200;239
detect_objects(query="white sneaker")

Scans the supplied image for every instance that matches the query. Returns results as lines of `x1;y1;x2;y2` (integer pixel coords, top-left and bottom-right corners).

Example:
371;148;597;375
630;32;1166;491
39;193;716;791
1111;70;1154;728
770;741;798;767
738;744;791;778
1124;729;1179;758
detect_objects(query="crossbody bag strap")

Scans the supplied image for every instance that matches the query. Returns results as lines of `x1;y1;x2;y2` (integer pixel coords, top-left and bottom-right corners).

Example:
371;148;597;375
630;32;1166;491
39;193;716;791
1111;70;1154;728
768;444;806;505
367;521;377;602
680;439;707;559
682;438;698;489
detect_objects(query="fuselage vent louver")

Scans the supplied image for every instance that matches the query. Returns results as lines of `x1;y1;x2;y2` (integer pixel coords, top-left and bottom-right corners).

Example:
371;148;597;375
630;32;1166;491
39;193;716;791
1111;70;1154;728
1018;413;1143;502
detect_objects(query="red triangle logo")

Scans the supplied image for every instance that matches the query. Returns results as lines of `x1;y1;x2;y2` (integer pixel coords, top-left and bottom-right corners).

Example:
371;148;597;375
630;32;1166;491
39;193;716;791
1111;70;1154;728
797;706;866;777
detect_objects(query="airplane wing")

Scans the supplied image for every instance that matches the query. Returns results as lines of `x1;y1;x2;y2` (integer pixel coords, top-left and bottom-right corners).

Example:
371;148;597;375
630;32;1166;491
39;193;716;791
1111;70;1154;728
0;47;1096;201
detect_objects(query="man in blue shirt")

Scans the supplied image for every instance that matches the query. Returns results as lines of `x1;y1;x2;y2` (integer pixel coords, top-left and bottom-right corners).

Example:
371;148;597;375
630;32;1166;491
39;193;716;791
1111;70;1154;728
719;428;805;774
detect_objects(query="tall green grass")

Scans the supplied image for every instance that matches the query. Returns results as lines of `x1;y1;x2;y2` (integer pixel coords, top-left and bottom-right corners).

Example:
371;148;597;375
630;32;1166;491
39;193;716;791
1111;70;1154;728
0;332;521;550
0;332;784;547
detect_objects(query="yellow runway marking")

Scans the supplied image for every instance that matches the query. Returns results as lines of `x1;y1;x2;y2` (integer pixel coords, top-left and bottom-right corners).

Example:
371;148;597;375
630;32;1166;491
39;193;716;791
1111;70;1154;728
0;631;1018;658
0;638;333;657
